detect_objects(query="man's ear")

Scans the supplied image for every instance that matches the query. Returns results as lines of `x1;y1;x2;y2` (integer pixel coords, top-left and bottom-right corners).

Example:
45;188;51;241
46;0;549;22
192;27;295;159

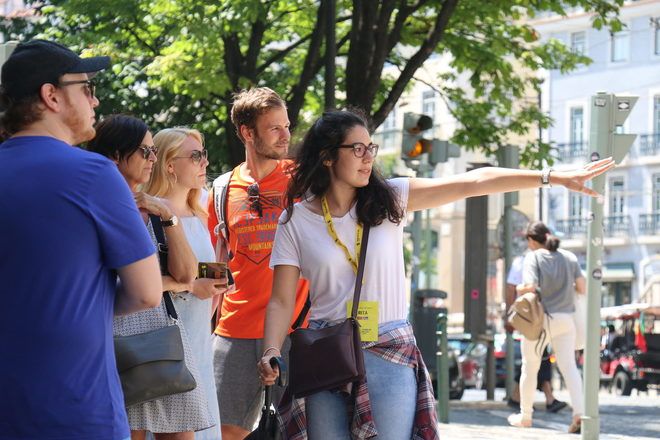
239;125;254;144
39;83;62;112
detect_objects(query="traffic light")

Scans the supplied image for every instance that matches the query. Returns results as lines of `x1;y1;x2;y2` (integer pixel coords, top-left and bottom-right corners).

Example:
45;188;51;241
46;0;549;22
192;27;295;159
429;139;460;166
401;112;433;159
401;112;459;165
590;92;638;163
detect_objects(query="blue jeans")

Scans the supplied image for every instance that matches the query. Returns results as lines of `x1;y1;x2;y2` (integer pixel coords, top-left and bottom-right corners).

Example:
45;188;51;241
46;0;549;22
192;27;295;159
306;320;416;440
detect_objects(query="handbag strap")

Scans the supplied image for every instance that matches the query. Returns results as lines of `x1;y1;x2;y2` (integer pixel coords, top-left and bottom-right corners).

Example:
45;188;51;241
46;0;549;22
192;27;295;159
148;214;179;321
349;224;370;319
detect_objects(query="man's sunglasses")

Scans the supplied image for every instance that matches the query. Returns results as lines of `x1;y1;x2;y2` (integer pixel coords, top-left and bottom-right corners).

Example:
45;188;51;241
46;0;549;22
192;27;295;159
58;79;96;98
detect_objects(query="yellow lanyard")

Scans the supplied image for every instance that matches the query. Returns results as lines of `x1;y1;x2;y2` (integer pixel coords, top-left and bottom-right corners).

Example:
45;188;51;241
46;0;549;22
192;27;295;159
321;196;363;274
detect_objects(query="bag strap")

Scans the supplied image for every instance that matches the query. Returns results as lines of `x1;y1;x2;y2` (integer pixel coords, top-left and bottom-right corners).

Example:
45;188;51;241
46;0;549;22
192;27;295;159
350;224;371;319
148;214;179;321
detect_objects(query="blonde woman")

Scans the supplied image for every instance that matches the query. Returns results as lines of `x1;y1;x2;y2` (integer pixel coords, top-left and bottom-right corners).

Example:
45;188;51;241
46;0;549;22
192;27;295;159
146;128;227;440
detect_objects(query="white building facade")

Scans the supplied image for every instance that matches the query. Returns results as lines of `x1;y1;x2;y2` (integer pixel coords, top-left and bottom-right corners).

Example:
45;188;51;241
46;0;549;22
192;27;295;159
532;0;660;306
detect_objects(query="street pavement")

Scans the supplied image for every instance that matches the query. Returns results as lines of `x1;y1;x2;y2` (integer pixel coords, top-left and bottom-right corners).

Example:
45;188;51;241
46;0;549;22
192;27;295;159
439;388;660;439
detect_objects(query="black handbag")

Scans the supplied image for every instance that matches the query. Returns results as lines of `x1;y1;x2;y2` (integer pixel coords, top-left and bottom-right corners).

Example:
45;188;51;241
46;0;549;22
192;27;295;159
245;357;288;440
288;224;370;398
113;216;197;407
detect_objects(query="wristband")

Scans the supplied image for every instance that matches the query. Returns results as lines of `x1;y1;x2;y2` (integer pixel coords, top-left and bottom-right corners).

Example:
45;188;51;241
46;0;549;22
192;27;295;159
262;346;281;358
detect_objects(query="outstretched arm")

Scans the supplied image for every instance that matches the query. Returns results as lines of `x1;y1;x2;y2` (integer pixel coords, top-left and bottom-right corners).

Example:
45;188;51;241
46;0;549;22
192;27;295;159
407;158;615;212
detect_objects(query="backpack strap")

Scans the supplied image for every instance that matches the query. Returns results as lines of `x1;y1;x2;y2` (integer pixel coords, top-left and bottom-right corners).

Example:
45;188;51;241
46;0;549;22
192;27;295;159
212;170;233;260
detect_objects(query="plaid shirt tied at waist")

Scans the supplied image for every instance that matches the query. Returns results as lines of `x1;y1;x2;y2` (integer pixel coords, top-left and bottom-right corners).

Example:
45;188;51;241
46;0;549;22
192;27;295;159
277;323;440;440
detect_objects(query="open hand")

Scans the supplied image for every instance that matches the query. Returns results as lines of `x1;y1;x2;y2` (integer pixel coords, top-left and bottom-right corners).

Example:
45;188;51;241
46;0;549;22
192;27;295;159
553;157;615;197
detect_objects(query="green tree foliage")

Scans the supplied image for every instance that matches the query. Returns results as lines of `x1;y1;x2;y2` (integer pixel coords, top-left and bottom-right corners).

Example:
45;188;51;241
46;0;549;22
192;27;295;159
1;0;625;171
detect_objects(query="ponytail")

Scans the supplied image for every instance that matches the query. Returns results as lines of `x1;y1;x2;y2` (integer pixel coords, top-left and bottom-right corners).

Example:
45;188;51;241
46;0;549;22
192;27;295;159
526;221;560;252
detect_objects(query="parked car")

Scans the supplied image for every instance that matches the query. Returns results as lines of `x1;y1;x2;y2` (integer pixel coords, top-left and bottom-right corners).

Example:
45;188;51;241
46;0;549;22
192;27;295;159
599;304;660;396
447;332;473;357
459;334;522;389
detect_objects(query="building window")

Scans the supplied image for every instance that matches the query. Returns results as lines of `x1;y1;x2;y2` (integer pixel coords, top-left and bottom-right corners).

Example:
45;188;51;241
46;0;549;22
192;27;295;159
654;95;660;135
611;30;629;62
569;192;585;218
609;177;625;216
422;90;436;121
384;108;396;130
571;31;586;55
569;107;584;144
655;18;660;55
654;174;660;213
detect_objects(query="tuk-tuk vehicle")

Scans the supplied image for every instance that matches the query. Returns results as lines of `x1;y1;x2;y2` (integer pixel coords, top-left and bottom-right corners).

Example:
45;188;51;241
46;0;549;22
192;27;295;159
600;304;660;395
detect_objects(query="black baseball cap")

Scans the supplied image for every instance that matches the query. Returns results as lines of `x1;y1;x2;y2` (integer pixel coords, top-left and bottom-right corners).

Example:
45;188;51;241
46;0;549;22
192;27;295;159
1;39;110;101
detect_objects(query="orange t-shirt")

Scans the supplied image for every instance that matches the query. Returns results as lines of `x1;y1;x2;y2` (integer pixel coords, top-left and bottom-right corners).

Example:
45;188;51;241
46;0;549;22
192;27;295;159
208;160;309;339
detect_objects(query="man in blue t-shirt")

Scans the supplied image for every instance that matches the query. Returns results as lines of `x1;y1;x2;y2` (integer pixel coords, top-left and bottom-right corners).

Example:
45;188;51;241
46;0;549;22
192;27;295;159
0;40;163;439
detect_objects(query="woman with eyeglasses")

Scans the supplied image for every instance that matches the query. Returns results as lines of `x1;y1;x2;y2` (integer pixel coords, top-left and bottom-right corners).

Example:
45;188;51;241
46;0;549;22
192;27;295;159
257;109;614;439
145;127;227;440
88;115;215;440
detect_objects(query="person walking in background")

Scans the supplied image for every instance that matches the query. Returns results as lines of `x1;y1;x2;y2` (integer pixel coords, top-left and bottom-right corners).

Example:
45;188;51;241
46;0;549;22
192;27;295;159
207;88;309;440
0;42;161;439
505;254;567;414
146;127;228;440
258;109;613;439
507;221;586;434
89;116;215;440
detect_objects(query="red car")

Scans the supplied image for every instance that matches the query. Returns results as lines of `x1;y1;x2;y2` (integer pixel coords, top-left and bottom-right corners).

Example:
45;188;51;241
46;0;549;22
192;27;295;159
599;305;660;396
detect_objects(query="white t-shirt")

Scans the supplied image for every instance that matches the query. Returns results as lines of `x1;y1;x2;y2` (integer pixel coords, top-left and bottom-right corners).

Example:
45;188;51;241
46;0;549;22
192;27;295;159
270;178;409;323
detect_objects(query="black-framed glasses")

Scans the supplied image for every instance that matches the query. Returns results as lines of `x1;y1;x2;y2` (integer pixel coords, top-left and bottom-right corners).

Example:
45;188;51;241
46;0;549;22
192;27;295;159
247;182;263;217
136;144;158;159
58;79;96;98
174;149;208;165
337;142;379;158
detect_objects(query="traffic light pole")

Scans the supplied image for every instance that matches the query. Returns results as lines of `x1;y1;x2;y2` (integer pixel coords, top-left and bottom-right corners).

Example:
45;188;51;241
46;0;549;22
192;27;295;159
497;146;519;400
582;162;605;440
583;93;637;440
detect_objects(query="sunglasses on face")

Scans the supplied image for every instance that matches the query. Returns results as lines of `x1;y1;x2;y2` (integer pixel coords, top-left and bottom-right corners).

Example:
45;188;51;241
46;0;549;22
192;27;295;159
337;142;379;158
136;144;158;159
58;79;96;98
247;182;263;217
174;149;208;165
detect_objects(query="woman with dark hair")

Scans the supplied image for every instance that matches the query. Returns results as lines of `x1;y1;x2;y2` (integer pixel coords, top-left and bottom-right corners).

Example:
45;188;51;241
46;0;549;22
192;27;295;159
258;109;612;439
508;221;586;433
89;115;215;440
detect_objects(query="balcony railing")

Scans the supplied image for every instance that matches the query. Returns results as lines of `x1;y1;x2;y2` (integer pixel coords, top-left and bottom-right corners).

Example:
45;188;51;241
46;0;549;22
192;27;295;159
639;213;660;235
554;218;588;239
553;215;631;239
639;133;660;156
603;214;630;237
554;142;589;162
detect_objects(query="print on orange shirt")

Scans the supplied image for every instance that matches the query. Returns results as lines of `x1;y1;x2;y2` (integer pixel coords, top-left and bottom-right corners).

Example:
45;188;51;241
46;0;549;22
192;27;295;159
229;186;283;265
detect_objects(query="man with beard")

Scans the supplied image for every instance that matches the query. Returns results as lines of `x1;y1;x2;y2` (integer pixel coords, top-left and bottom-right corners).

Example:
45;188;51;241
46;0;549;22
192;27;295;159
207;87;309;440
0;40;162;439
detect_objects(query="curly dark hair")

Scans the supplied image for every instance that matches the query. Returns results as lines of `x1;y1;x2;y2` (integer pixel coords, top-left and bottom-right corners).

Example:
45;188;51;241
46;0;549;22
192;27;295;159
87;114;149;161
284;109;404;227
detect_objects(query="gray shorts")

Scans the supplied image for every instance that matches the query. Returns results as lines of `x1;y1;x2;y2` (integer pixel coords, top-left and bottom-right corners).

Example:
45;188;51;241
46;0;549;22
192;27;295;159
212;335;290;431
